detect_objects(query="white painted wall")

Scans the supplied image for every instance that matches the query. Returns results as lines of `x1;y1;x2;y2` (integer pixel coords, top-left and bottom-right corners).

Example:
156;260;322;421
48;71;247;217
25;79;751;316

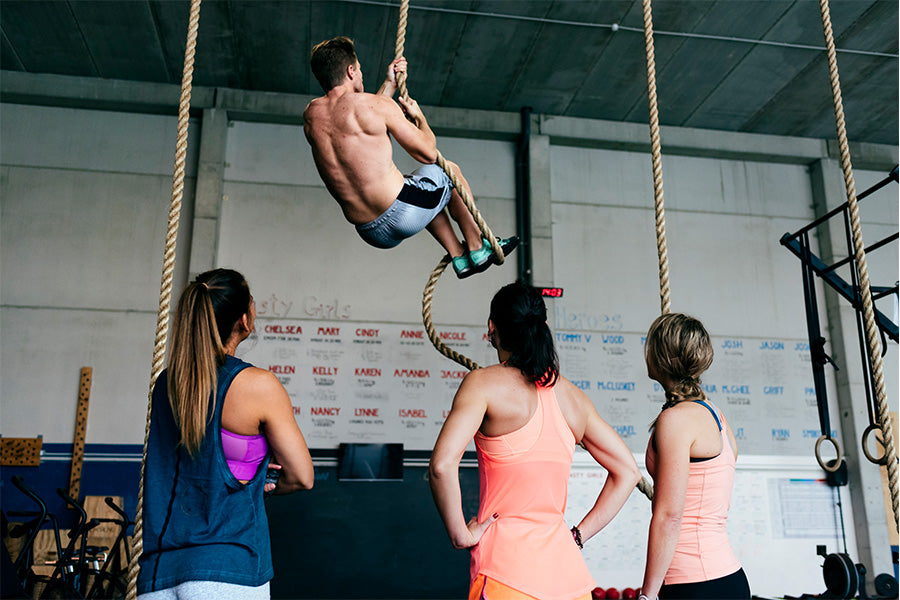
551;147;820;334
1;103;198;443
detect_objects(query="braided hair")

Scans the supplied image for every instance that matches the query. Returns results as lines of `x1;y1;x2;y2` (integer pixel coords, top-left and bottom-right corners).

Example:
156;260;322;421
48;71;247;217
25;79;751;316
645;313;713;427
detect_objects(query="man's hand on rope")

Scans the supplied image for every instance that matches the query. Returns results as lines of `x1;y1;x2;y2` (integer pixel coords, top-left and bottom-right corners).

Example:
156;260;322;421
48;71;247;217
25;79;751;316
397;95;425;127
379;57;407;97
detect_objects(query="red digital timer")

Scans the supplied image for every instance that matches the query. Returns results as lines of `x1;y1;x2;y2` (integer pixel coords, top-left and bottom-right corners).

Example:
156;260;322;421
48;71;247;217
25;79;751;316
538;287;564;298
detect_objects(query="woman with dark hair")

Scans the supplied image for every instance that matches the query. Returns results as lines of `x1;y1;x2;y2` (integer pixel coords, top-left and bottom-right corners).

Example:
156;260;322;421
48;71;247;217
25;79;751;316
639;313;750;600
138;269;314;600
430;281;640;600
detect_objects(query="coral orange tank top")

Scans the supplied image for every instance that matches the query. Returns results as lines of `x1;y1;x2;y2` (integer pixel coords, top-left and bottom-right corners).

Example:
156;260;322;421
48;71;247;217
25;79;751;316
471;384;595;600
646;400;742;584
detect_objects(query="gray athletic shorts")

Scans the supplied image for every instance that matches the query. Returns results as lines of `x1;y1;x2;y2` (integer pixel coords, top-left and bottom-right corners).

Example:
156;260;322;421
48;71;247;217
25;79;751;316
355;164;453;249
138;581;270;600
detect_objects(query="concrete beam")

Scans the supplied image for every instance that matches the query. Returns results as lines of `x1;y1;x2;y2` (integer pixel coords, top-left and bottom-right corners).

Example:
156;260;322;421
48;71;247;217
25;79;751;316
188;107;228;278
216;87;520;140
529;132;554;289
826;140;900;173
0;70;214;115
215;88;309;125
3;70;897;168
538;114;897;169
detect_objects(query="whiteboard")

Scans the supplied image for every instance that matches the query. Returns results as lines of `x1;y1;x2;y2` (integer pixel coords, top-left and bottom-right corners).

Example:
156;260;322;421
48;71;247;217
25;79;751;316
555;329;840;455
241;314;841;459
238;318;496;451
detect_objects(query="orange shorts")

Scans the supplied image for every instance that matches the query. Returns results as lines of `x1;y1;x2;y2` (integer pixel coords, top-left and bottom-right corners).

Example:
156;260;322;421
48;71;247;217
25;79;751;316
469;574;592;600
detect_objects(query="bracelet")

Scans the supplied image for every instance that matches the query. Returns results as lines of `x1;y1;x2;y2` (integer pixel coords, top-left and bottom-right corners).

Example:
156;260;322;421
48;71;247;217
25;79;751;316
638;595;656;600
570;525;583;549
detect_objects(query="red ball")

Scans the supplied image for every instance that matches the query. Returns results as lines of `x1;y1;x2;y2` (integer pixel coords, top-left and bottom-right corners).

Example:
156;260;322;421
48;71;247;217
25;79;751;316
591;588;606;600
622;588;637;600
606;588;620;600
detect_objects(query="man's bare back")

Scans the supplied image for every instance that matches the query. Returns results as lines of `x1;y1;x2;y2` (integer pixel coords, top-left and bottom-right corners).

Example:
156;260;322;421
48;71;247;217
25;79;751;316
304;91;404;224
303;57;436;225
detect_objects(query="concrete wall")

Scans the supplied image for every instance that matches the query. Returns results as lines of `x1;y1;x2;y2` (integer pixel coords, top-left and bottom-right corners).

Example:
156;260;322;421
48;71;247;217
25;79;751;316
1;104;198;444
1;85;897;593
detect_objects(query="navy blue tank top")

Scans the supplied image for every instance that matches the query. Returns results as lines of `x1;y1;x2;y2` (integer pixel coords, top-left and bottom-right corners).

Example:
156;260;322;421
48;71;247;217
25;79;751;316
138;355;273;593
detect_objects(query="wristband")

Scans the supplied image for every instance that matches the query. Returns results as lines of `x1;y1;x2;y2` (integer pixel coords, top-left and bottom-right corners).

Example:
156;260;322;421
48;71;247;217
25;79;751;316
570;525;583;550
264;468;280;498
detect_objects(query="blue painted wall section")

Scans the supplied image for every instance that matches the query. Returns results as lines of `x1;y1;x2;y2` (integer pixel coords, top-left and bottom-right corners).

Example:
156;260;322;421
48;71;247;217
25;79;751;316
1;444;141;530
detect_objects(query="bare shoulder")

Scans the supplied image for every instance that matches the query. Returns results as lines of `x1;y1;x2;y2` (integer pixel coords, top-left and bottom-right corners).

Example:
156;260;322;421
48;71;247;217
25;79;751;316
553;376;591;410
343;93;398;130
552;376;591;439
229;366;286;400
302;98;327;139
338;91;389;111
654;403;702;443
459;364;503;389
303;96;326;120
553;375;581;398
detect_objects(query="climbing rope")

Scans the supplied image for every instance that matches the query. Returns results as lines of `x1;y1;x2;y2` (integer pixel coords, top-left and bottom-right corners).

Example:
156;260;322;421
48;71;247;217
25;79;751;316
393;0;504;370
818;0;898;524
125;0;202;597
632;0;672;502
642;0;671;318
422;256;481;371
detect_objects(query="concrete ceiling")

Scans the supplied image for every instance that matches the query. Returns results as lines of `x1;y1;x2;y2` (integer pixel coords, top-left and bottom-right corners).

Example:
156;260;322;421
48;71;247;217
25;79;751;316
2;0;897;145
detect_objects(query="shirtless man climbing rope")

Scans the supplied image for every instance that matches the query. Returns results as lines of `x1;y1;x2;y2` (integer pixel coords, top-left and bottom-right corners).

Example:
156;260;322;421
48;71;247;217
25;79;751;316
303;36;516;279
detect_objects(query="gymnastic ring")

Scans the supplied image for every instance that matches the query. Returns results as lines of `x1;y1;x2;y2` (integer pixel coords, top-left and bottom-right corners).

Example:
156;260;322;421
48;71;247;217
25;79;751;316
815;435;843;473
861;423;887;465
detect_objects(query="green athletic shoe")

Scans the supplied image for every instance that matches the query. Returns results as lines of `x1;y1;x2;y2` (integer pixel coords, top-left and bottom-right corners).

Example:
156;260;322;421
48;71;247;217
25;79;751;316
452;254;475;279
467;236;519;275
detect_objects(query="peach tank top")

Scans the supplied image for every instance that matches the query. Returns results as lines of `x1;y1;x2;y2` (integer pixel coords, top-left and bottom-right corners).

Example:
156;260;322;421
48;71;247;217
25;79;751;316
646;400;742;584
471;384;595;600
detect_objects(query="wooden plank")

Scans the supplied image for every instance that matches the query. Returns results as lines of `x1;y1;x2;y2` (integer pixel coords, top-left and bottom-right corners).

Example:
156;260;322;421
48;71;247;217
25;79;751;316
0;437;42;466
68;367;92;501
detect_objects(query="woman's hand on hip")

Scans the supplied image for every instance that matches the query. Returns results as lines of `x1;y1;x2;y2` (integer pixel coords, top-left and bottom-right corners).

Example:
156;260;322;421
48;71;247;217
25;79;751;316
454;513;499;549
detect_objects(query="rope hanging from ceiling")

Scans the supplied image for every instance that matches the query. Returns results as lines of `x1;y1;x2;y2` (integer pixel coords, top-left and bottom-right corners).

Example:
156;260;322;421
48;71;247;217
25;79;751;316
817;0;897;524
394;0;510;372
125;0;203;597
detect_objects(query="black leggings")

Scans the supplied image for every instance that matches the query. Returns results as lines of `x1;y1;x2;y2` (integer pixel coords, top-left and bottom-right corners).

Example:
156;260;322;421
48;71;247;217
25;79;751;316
659;568;750;599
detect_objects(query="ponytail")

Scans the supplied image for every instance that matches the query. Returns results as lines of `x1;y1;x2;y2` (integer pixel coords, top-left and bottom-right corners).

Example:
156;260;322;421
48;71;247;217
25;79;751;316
490;282;559;387
663;376;705;407
166;269;250;455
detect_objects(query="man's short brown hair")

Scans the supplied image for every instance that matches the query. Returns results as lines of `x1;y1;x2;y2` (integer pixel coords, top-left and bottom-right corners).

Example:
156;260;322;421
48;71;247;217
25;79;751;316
310;36;358;92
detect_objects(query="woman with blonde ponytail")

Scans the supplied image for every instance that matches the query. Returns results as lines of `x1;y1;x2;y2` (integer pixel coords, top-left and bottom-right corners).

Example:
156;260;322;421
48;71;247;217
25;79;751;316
640;314;750;600
138;269;314;600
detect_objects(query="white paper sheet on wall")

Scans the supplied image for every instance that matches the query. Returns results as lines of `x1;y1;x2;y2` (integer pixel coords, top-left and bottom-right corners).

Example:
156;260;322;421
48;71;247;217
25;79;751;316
768;478;844;539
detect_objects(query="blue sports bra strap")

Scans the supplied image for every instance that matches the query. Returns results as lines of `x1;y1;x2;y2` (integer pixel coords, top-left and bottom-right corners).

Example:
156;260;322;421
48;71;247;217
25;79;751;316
693;399;722;431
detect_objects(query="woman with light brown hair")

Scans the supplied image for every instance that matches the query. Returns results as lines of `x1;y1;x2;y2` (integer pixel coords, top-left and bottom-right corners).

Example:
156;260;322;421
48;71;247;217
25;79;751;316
639;313;750;600
138;268;314;599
